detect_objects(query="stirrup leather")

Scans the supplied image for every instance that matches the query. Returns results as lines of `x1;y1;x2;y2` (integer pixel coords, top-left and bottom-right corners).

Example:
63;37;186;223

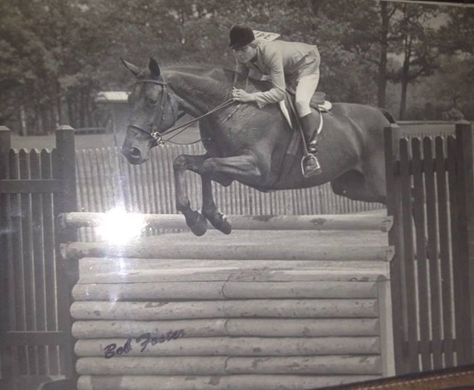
308;140;318;153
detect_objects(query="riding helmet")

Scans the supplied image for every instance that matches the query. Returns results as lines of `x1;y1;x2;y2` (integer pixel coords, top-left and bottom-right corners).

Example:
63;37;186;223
229;25;255;49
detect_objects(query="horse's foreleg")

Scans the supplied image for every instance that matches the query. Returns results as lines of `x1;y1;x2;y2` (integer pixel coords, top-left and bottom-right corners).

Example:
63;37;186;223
174;152;265;235
173;154;208;236
201;176;232;234
193;153;265;235
199;153;264;183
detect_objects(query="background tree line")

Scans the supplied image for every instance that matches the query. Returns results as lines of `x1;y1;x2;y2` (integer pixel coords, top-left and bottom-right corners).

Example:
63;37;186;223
0;0;472;135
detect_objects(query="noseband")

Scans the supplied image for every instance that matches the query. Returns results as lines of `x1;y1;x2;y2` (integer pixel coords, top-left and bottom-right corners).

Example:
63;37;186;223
129;78;175;145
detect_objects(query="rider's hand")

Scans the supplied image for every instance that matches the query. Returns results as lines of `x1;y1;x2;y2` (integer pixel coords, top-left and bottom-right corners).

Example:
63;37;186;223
232;88;255;103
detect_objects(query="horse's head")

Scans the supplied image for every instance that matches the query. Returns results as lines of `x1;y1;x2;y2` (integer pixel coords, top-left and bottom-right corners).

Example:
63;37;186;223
121;57;179;164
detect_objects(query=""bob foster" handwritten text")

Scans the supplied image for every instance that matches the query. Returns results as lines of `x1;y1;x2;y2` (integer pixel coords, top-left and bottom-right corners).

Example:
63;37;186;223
103;329;185;359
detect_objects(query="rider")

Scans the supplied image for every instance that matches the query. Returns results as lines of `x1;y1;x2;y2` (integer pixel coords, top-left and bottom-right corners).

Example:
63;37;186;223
229;24;322;177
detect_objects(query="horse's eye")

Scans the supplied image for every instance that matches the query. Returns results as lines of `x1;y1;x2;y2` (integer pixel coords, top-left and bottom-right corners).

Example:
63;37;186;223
146;97;157;106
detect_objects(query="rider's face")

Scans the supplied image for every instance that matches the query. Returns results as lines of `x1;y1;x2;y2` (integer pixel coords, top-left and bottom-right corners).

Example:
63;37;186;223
233;45;257;64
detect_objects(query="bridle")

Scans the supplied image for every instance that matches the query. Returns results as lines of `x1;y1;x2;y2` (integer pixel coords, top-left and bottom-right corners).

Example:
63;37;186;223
128;78;236;146
128;78;175;146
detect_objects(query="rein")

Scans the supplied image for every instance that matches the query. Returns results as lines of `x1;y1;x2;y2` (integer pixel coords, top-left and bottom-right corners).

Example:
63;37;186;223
161;98;235;143
130;78;235;146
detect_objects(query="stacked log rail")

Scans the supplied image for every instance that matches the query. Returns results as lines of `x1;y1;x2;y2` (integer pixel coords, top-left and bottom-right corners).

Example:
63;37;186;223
60;212;393;232
61;212;393;390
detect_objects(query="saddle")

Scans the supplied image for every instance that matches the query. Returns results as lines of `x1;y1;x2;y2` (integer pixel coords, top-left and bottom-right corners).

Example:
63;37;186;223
241;72;331;155
281;91;331;124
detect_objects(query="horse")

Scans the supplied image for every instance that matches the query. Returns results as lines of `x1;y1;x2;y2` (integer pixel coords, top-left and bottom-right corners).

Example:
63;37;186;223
121;57;394;236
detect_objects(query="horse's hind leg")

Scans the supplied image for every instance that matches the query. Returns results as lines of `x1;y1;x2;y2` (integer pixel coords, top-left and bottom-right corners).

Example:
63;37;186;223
173;154;209;236
331;149;387;204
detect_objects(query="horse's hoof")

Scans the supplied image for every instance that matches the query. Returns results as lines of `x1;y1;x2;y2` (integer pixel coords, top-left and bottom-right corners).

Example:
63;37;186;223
215;214;232;235
218;214;232;235
204;211;232;235
186;211;208;236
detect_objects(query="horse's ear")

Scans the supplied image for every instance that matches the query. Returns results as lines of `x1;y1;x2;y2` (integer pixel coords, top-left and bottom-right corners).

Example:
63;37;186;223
121;58;141;77
149;57;161;78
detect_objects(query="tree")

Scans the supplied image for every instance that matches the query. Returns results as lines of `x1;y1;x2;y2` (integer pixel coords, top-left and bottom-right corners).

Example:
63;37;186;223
437;7;474;55
315;0;403;107
0;0;112;133
389;3;440;119
1;0;471;131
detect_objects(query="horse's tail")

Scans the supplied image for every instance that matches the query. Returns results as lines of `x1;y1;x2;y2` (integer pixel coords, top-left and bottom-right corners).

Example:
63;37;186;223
380;108;396;124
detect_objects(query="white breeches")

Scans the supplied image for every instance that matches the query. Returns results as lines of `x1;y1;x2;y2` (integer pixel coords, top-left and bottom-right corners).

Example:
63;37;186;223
294;72;320;117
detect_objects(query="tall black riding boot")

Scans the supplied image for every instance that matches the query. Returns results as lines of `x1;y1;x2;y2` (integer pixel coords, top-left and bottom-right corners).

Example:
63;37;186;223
300;111;319;153
300;112;322;177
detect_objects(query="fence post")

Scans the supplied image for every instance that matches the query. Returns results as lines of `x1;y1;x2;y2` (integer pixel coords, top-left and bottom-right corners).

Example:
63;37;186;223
54;125;78;385
384;124;406;374
0;126;11;175
0;127;12;388
453;121;474;363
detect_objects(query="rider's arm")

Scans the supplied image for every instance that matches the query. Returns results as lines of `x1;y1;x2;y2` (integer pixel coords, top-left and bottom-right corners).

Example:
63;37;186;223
250;48;286;107
234;61;250;89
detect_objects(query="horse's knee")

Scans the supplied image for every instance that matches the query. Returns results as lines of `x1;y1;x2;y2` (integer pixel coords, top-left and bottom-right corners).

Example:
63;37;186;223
199;159;215;176
173;155;188;171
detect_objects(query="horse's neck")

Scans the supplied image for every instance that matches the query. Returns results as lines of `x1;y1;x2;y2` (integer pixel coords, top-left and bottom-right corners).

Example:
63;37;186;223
164;69;232;116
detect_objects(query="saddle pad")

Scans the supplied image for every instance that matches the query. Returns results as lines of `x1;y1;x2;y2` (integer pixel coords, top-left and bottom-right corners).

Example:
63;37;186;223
310;92;332;112
310;91;327;107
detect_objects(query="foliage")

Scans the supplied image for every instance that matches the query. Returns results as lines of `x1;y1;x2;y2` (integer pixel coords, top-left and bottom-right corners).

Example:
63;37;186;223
437;7;474;55
1;0;472;133
0;0;111;132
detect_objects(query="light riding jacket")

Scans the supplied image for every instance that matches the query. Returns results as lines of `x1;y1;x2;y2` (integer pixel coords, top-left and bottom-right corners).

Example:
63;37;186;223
236;39;320;108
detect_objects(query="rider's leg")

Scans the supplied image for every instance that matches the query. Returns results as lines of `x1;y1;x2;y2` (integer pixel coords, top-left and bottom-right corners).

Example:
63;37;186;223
295;73;321;177
295;73;320;153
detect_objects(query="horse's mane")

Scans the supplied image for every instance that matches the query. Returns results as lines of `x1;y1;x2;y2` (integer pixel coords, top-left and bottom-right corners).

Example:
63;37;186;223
162;63;269;92
163;64;234;82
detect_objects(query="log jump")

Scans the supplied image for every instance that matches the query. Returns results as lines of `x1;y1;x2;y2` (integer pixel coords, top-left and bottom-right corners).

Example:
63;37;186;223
63;212;394;389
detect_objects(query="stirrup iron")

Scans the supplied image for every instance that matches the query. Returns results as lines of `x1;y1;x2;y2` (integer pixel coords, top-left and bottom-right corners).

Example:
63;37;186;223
301;153;321;178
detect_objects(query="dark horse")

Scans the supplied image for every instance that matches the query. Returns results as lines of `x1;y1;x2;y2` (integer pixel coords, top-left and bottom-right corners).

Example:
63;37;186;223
121;58;393;236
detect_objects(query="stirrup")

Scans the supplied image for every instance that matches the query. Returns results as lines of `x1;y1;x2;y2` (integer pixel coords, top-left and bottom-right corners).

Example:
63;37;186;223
301;153;322;178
